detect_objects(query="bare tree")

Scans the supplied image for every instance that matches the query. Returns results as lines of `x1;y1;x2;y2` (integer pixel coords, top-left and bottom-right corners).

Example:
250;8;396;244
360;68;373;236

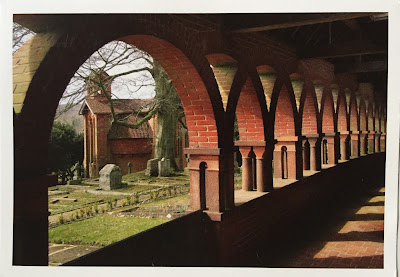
13;23;185;169
13;22;35;54
61;40;185;169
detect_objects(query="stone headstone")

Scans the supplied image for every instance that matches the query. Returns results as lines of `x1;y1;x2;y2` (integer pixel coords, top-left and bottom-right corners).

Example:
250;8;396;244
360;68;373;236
127;162;132;174
145;158;160;176
68;162;83;185
99;164;122;190
158;158;170;177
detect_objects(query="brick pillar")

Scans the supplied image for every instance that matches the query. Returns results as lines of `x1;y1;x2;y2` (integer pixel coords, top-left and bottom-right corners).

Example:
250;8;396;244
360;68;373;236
368;131;375;154
253;144;271;192
380;133;386;152
350;131;360;158
238;146;253;191
14;175;57;265
375;133;381;153
308;136;319;171
323;133;338;165
184;148;232;221
360;131;368;155
274;136;301;180
339;132;350;161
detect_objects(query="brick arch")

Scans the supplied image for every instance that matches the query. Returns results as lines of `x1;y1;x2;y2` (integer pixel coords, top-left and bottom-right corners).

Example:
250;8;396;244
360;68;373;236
271;77;297;138
349;93;359;131
235;76;266;141
120;35;219;148
14;16;227;177
300;81;318;135
206;54;238;111
321;87;335;133
337;91;348;132
256;65;278;112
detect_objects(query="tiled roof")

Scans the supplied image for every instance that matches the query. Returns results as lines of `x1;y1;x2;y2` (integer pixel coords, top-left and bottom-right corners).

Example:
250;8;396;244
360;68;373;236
108;116;153;139
84;97;154;115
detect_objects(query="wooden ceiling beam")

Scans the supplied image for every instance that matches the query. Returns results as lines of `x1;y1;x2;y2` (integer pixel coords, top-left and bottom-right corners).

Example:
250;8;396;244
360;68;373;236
298;40;386;59
228;12;381;33
336;60;387;74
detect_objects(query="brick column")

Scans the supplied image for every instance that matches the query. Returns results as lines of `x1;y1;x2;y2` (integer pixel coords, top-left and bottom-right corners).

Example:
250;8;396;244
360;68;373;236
252;143;272;192
360;131;368;155
323;132;338;165
307;136;319;171
375;133;381;153
339;131;350;161
238;146;253;191
380;133;386;152
273;136;301;180
367;131;375;154
350;131;360;158
184;148;232;221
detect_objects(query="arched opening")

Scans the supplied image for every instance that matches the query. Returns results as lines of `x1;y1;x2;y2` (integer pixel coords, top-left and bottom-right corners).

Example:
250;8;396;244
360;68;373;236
322;139;328;164
281;146;288;179
303;140;310;170
199;162;207;210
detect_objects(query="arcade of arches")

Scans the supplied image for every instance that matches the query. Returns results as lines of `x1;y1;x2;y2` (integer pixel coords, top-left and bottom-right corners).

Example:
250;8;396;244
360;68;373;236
12;13;387;266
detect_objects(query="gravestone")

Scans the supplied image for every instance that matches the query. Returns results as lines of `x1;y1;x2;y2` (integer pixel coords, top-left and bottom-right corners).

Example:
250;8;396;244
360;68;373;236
99;164;122;190
68;162;83;185
158;158;170;177
127;162;132;174
145;158;160;176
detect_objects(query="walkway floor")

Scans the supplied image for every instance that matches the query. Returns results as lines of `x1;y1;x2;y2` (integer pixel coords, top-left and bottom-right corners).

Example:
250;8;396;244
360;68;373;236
254;182;385;268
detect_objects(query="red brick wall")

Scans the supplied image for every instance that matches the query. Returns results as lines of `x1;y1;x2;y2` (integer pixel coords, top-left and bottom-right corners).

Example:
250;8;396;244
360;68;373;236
275;85;295;137
337;94;347;132
349;96;358;131
360;103;367;131
301;89;318;134
321;91;335;133
236;78;265;141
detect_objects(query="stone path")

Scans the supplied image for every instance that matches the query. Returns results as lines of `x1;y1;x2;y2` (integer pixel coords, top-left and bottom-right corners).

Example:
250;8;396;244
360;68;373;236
49;243;100;266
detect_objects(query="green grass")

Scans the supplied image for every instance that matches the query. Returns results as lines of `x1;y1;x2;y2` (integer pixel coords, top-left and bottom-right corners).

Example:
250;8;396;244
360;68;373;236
49;216;170;246
122;170;189;185
110;183;161;193
49;191;123;215
139;194;189;207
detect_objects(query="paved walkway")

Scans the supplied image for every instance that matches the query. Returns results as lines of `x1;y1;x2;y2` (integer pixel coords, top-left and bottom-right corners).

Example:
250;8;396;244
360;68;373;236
260;184;384;268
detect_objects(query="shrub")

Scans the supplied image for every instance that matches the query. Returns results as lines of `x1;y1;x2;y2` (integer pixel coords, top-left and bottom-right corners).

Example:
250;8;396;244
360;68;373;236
94;204;99;214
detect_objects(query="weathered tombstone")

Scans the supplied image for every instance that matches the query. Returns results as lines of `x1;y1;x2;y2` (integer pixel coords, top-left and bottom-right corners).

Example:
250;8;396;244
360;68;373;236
145;158;160;176
99;164;122;190
68;162;83;185
158;158;170;177
127;162;133;174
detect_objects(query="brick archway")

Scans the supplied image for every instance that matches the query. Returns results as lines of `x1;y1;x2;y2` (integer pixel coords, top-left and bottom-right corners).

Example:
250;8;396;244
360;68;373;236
13;15;227;265
120;35;219;149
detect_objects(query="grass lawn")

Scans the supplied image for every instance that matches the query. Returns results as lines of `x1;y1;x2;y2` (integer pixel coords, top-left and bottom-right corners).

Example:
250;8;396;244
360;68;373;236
49;216;170;246
139;194;189;208
49;187;125;215
111;183;161;193
122;170;189;185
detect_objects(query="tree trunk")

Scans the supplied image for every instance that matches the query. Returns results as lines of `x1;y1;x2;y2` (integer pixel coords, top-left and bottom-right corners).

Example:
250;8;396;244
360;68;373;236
152;60;181;170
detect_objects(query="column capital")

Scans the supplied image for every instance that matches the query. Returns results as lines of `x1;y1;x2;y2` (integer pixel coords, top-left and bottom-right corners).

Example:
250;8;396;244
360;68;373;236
235;140;266;147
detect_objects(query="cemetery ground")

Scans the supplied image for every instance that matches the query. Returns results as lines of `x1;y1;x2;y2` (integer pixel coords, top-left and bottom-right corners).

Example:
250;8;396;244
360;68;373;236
48;169;243;265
